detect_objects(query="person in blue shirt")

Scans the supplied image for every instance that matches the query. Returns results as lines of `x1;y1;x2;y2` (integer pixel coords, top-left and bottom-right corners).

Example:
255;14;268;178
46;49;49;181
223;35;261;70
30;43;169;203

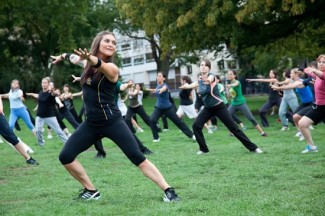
147;72;195;142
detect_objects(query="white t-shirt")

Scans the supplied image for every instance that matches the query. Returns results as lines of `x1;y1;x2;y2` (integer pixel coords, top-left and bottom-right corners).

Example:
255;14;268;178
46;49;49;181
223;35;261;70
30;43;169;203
117;95;127;116
137;90;143;105
9;89;24;109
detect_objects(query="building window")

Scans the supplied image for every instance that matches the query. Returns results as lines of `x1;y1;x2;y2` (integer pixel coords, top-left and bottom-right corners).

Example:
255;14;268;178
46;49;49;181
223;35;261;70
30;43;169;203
121;43;131;51
133;39;143;50
187;65;192;74
122;57;132;67
226;60;236;69
133;55;144;65
218;60;224;70
145;53;155;63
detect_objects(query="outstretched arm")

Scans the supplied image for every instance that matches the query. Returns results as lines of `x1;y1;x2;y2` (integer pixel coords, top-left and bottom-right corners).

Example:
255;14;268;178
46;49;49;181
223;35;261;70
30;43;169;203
119;83;133;92
246;78;277;83
276;78;291;86
73;48;119;83
0;93;9;98
304;67;325;79
72;91;83;97
271;80;304;90
51;53;86;68
179;81;199;89
26;93;38;99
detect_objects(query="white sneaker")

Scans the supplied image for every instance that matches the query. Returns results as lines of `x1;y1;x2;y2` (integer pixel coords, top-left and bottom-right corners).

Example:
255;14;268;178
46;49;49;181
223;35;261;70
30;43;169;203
152;138;160;143
192;135;196;141
196;150;208;155
299;135;305;141
47;134;53;139
295;131;301;137
67;133;72;137
281;126;289;131
301;145;318;153
207;129;213;134
254;148;263;154
137;128;144;133
162;129;169;132
0;138;3;143
309;125;314;130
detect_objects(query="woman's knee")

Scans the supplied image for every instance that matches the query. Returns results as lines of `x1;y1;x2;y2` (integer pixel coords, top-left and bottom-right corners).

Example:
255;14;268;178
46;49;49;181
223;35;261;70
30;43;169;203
293;114;301;122
58;151;75;165
129;151;146;166
298;118;311;129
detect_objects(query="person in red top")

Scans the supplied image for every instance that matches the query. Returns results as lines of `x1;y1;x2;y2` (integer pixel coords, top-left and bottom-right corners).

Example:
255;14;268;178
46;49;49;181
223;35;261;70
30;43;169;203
299;54;325;153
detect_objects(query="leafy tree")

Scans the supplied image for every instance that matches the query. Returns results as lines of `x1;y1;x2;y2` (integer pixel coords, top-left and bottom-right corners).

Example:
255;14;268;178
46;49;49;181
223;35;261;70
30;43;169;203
116;0;324;78
233;0;325;76
0;0;89;92
0;0;121;92
116;0;207;76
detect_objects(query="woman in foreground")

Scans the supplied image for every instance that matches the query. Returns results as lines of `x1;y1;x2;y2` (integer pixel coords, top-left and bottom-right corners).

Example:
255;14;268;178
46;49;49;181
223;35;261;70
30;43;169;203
54;31;179;202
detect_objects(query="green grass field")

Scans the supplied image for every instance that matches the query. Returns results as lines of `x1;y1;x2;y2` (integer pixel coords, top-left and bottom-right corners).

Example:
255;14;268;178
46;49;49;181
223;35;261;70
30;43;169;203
0;96;324;216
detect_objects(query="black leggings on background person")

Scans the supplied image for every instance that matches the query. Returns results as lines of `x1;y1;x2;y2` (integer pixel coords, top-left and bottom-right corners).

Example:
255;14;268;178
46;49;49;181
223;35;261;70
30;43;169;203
193;103;258;153
258;99;281;127
150;106;194;140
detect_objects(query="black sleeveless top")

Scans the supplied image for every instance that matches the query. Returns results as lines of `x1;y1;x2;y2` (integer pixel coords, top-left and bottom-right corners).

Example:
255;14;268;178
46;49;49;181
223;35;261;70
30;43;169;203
268;85;282;102
82;73;121;126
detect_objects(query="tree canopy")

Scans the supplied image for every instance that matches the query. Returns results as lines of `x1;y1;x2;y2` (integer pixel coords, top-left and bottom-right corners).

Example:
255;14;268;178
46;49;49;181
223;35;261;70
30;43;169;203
116;0;324;76
0;0;323;92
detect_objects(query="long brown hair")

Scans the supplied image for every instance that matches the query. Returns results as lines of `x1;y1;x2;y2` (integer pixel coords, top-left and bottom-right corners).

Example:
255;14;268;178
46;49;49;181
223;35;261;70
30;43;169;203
81;31;116;85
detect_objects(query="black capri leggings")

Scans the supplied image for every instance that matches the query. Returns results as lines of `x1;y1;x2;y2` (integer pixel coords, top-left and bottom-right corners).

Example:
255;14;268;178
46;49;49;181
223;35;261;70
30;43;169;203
59;117;146;166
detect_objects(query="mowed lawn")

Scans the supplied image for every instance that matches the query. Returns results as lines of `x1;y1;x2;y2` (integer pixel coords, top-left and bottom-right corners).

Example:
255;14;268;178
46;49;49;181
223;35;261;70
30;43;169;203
0;96;324;216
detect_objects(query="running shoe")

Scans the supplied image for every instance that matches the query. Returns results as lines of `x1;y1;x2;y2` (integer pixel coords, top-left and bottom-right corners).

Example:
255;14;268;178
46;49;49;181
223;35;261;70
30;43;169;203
26;157;39;165
163;188;180;202
77;188;101;200
253;148;263;154
301;145;318;153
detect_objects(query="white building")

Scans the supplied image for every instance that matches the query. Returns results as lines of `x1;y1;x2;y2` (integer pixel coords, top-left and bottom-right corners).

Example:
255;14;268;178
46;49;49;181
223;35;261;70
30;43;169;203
116;32;239;90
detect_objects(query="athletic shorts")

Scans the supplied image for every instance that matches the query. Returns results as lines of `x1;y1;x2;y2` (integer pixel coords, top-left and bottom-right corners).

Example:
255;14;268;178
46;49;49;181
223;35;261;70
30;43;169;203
176;104;198;119
304;104;325;125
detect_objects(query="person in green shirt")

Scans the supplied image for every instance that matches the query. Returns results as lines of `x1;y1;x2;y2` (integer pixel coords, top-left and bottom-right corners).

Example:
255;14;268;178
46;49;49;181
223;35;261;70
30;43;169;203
226;70;268;137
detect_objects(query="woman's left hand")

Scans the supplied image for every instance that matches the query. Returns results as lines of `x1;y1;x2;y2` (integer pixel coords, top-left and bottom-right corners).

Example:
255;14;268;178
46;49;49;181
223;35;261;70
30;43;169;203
74;48;91;60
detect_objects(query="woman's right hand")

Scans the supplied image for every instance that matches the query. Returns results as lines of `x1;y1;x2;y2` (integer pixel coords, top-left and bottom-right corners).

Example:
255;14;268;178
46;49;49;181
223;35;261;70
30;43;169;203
50;55;64;64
